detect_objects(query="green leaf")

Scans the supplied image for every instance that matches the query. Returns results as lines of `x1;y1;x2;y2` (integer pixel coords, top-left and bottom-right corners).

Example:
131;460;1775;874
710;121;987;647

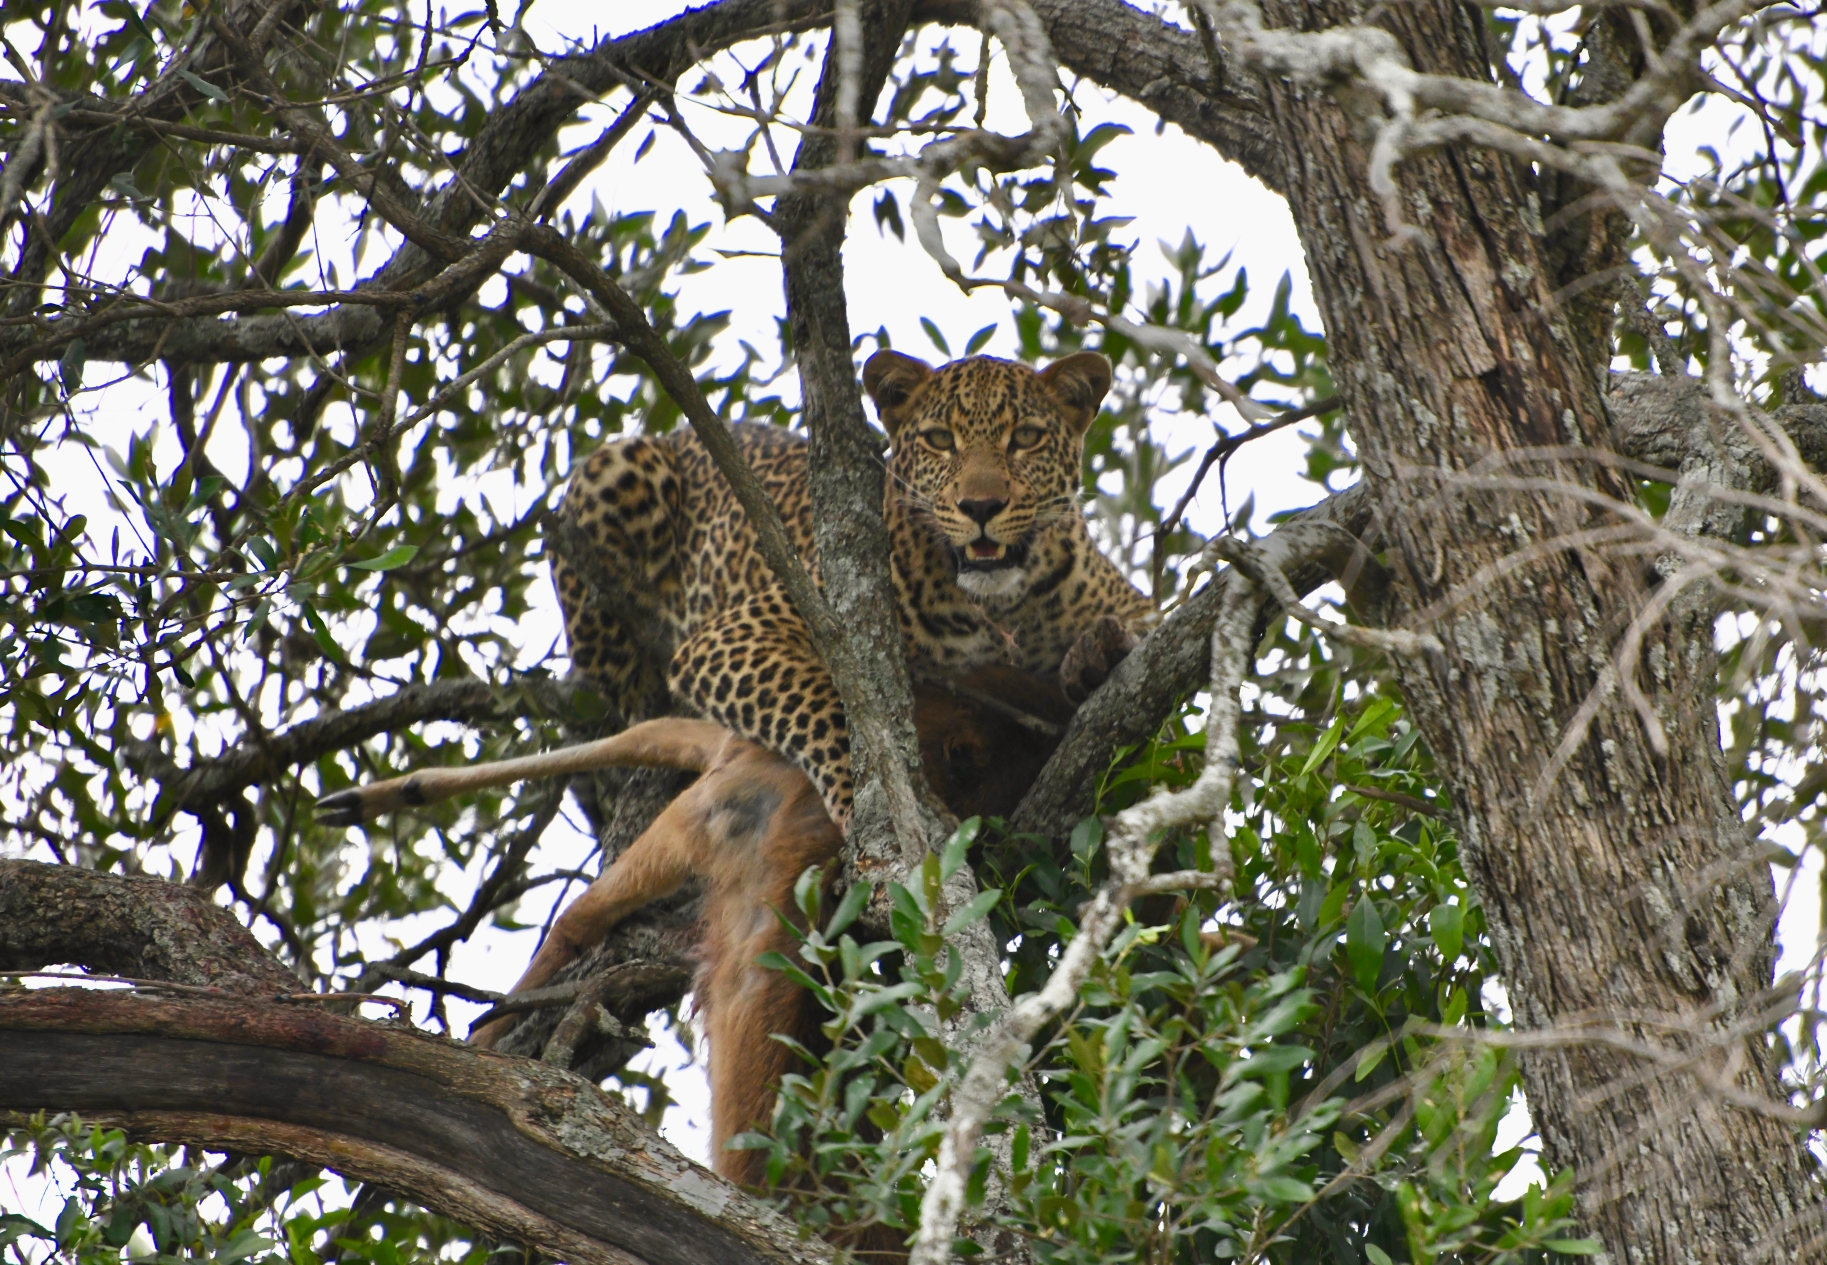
1234;1044;1310;1078
0;1215;52;1251
1429;901;1463;962
1543;1239;1603;1255
940;816;981;880
1069;816;1103;864
792;863;822;920
1441;985;1468;1027
920;317;951;356
941;888;1002;938
1251;1175;1313;1203
1346;896;1386;992
872;190;904;241
1074;121;1132;159
1347;695;1398;741
1364;1246;1394;1265
964;323;997;355
54;1199;80;1248
888;881;925;949
218;1231;276;1265
755;953;834;1009
179;70;229;101
348;545;419;571
298;603;345;662
823;879;870;940
1299;717;1345;776
242;597;272;642
59;338;86;393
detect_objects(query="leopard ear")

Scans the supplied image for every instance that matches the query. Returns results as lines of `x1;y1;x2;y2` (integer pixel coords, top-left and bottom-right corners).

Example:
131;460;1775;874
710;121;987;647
863;350;934;436
1039;352;1113;435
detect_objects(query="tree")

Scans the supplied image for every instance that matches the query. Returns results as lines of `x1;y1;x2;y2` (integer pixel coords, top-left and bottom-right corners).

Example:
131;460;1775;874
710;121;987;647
2;1;1824;1263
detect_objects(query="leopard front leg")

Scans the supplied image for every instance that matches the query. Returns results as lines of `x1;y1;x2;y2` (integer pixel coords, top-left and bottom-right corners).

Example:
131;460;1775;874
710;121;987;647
670;590;855;827
1059;612;1141;704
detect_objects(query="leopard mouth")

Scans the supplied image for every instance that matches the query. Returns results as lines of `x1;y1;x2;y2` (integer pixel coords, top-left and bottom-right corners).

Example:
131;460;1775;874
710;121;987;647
953;536;1027;572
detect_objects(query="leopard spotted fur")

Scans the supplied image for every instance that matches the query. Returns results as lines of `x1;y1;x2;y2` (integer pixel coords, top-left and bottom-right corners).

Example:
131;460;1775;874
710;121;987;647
554;351;1154;826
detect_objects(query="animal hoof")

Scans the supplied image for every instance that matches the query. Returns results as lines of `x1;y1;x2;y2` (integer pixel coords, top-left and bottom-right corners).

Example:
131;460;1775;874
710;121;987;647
314;790;367;827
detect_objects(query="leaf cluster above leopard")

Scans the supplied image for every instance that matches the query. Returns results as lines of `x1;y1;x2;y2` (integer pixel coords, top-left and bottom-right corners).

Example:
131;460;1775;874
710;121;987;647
555;350;1156;828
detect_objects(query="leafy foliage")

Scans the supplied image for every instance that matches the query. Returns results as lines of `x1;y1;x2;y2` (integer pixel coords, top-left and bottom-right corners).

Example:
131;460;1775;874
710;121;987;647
746;623;1596;1262
1;1114;494;1265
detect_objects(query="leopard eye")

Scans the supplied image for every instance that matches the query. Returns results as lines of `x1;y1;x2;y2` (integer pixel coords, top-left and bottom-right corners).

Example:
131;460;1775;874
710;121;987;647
921;428;956;452
1010;425;1044;450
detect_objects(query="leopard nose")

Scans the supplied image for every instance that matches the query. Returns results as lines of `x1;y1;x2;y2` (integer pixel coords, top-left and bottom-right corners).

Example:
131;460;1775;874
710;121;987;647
957;497;1007;526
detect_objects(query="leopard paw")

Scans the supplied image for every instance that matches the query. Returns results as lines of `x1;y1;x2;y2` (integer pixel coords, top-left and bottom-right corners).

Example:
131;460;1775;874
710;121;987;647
1059;614;1139;704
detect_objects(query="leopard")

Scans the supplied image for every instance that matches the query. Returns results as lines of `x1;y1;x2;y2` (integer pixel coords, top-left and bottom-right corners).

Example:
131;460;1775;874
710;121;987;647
553;350;1156;829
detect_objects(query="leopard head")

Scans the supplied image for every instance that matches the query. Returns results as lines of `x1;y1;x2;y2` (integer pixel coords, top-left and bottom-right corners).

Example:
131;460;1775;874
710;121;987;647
863;351;1112;600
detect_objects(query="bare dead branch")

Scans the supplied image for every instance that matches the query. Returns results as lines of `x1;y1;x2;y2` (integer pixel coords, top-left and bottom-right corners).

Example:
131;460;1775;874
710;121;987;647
1211;534;1442;656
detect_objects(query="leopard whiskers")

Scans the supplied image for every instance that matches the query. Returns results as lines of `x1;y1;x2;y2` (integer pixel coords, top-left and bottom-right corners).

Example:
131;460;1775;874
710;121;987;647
1030;494;1083;527
873;450;943;515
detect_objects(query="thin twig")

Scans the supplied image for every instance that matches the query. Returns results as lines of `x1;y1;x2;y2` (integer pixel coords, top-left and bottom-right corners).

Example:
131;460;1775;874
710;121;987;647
1211;535;1442;657
366;963;505;1004
1152;394;1342;591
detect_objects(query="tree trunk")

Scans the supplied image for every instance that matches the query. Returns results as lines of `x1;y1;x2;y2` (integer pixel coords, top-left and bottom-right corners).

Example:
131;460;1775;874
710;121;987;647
1253;0;1823;1258
776;0;942;876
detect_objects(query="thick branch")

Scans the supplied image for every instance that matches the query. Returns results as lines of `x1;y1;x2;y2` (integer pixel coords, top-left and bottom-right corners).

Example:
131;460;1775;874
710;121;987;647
204;12;471;263
388;0;837;286
1;216;529;375
0;859;298;992
776;0;934;865
3;0;313;311
1;1;835;367
1607;370;1827;481
0;989;827;1265
913;0;1284;191
7;0;1285;371
1011;485;1374;840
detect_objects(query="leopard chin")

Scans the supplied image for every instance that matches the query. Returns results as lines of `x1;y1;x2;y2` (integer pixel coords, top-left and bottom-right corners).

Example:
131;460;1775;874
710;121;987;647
955;566;1030;600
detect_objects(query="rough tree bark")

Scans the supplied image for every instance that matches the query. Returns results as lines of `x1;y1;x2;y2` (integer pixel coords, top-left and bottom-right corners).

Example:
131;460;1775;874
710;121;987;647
10;0;1827;1257
773;15;1037;1259
1252;0;1823;1258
